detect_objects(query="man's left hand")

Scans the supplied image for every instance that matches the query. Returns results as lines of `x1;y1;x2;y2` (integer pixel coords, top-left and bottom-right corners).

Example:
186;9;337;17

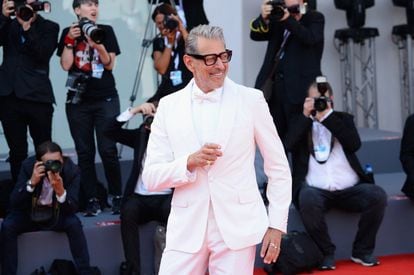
48;171;65;197
260;227;282;264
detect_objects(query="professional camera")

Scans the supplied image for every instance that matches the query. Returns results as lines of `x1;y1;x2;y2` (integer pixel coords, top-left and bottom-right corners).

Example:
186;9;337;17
314;76;330;112
65;71;91;104
10;0;51;21
78;17;105;44
267;0;286;21
163;15;178;31
43;160;62;174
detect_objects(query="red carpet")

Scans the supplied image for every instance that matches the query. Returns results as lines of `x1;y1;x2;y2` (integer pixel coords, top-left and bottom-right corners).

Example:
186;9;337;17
254;254;414;275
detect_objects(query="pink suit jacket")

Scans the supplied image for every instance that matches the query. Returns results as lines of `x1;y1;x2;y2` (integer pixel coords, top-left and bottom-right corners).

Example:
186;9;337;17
142;78;292;253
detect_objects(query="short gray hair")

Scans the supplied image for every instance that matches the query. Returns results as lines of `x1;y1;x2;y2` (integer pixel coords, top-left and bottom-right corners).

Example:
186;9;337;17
185;25;226;55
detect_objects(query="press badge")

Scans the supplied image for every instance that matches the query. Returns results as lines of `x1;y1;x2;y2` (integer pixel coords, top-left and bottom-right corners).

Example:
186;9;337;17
92;63;104;79
170;70;183;86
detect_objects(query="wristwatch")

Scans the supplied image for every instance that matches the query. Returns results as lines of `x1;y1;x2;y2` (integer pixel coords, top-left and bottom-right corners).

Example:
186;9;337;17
165;43;173;49
26;180;35;188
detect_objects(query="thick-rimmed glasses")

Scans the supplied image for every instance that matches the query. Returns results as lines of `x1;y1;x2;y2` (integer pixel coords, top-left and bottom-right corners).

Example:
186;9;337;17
187;49;232;66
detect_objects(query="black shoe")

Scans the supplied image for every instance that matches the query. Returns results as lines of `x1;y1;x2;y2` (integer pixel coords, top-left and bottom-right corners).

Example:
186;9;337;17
319;255;336;270
84;198;102;217
351;254;380;267
111;196;122;215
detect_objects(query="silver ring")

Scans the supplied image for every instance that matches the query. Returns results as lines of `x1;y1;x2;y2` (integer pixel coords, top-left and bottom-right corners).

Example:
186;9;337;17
269;243;277;249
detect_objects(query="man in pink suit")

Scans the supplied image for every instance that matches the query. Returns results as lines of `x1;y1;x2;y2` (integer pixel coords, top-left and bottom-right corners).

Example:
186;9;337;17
142;25;292;275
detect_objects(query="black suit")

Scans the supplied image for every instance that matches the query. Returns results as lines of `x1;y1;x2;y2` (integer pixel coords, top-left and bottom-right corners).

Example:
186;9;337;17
104;116;172;274
286;111;387;258
251;11;324;141
0;14;59;182
400;114;414;198
1;156;92;275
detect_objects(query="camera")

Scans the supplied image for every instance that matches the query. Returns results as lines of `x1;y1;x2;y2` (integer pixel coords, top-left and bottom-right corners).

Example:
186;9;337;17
10;0;51;21
65;71;91;104
267;0;286;21
142;115;154;129
163;15;178;31
43;160;62;174
78;17;105;44
314;76;330;112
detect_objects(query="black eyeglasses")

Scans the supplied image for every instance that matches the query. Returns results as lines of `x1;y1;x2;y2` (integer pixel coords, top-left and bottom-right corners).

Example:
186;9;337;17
187;49;233;66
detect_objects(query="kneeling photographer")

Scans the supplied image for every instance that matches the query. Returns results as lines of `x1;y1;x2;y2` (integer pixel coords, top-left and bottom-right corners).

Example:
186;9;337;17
1;141;94;275
57;0;123;217
0;0;58;183
147;3;192;103
285;78;386;271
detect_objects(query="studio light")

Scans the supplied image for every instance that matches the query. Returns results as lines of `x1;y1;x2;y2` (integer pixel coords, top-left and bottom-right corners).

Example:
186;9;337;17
334;0;375;29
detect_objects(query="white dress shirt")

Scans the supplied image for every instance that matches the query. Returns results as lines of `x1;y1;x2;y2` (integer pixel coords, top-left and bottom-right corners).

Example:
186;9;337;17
306;112;359;191
117;109;172;196
191;83;223;146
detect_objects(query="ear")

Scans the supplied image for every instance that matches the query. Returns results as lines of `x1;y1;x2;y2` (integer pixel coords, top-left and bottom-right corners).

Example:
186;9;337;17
74;7;81;17
183;54;195;73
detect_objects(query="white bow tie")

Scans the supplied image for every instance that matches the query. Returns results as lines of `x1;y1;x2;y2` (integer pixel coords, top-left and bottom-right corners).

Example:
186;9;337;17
192;90;221;103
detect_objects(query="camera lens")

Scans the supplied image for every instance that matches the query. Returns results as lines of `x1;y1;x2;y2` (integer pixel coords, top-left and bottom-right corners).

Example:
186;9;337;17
314;97;328;112
17;6;34;21
164;17;178;31
44;160;62;173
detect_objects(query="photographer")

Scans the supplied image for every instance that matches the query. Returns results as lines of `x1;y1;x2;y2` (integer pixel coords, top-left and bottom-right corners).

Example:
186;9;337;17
1;141;93;275
285;80;387;270
57;0;122;216
148;3;192;103
250;0;324;144
104;103;172;274
0;0;59;183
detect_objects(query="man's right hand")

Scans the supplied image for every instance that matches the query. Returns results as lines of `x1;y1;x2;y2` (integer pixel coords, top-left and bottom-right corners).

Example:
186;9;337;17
130;102;156;116
2;0;15;18
30;161;46;187
67;22;82;40
261;0;272;22
187;143;222;172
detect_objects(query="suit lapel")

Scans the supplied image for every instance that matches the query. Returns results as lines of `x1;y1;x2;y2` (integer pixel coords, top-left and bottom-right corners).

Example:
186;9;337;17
215;78;238;152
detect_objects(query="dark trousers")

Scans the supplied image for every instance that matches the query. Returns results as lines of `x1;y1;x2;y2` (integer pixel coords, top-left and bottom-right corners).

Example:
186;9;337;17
66;96;121;199
120;193;172;274
1;211;91;275
298;183;387;257
1;95;53;183
268;78;302;146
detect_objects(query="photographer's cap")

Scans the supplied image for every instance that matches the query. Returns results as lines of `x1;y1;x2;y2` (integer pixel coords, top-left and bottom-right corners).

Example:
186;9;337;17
316;76;327;83
72;0;99;9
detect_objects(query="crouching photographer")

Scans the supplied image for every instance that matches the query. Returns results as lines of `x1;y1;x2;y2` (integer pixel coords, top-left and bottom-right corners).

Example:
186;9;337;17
0;0;58;183
57;0;123;217
1;141;94;275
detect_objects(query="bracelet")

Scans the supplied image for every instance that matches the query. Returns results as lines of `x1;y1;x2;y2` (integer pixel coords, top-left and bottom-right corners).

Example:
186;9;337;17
64;44;74;49
64;35;75;46
165;43;173;49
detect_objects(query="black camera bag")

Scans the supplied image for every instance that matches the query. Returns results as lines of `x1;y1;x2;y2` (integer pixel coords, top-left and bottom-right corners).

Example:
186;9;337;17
30;184;60;228
263;231;323;275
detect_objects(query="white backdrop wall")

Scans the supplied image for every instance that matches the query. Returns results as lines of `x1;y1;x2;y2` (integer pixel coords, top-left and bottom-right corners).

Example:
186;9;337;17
0;1;407;155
